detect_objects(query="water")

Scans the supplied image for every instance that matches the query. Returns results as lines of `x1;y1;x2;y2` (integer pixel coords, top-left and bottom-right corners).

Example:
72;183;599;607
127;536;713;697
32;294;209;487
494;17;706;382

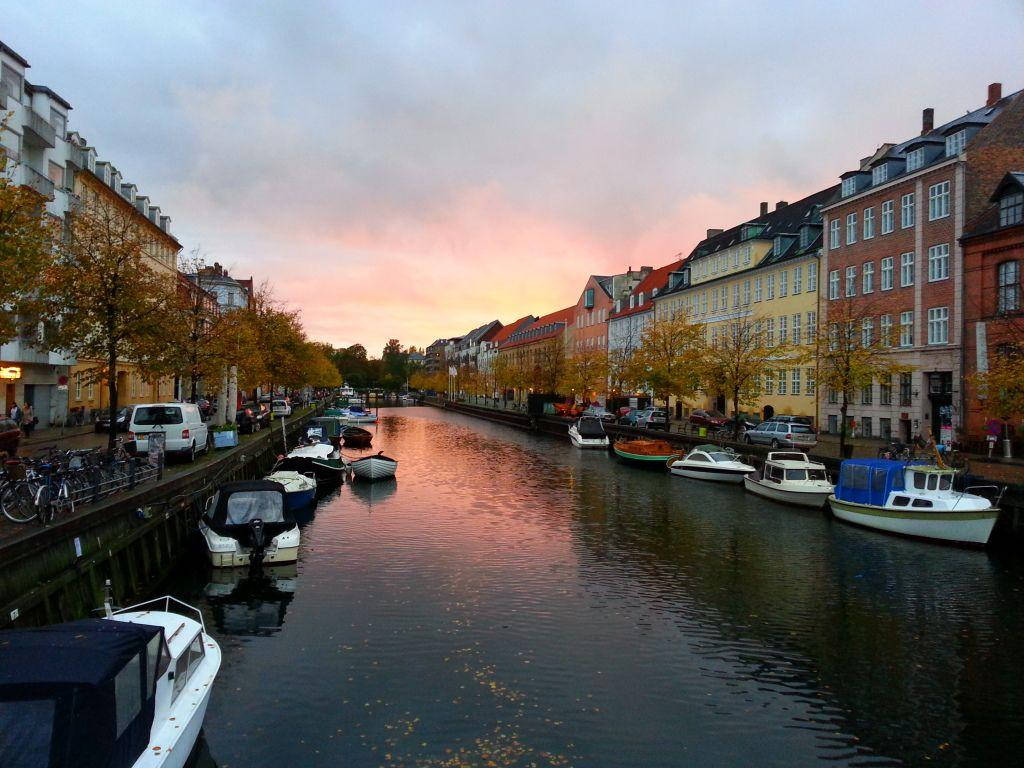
169;408;1024;767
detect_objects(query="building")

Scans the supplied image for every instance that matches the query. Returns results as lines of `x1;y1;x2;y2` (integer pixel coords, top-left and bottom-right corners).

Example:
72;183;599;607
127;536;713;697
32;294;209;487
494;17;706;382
450;320;503;369
655;189;836;422
608;259;685;364
567;270;650;357
961;172;1024;444
188;262;252;311
820;83;1023;443
497;307;575;396
477;316;535;392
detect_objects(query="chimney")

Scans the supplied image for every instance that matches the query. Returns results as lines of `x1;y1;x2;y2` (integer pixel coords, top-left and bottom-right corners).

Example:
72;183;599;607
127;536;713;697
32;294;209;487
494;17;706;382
759;201;768;216
706;228;724;239
922;107;934;136
987;82;1002;107
775;200;788;210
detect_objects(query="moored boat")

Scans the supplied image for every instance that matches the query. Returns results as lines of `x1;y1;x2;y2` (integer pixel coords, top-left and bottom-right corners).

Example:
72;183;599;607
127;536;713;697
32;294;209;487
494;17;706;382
275;437;348;482
350;451;398;481
342;425;373;448
612;438;677;467
828;459;1001;546
265;469;317;510
569;416;610;449
743;451;833;508
342;405;377;424
668;444;755;483
199;480;300;567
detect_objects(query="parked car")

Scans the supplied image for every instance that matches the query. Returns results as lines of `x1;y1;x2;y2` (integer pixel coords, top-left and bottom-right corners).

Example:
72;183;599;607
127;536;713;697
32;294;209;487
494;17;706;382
582;405;616;423
639;408;670;430
689;409;726;429
618;408;646;426
271;399;292;418
94;406;134;433
129;403;210;462
236;402;271;434
744;421;819;449
768;414;815;428
196;399;213;420
0;417;21;456
721;416;758;433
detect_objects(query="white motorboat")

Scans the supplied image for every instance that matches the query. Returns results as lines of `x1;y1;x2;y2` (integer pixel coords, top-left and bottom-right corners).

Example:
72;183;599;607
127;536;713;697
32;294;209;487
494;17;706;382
743;451;834;508
0;595;221;768
668;444;755;483
350;451;398;481
568;416;610;448
829;459;1002;546
399;393;417;405
199;480;301;567
342;406;377;424
265;469;317;510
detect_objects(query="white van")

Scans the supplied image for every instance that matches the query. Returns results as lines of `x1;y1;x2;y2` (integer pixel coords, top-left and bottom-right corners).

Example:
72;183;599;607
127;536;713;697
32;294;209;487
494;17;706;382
129;403;210;462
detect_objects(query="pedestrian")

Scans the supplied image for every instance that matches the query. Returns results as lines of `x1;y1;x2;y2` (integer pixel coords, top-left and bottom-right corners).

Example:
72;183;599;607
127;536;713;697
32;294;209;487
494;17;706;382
9;401;20;424
21;404;36;437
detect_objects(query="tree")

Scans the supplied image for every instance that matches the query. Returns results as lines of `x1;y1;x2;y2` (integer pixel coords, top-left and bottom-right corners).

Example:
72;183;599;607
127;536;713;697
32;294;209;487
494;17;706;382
629;313;706;408
969;346;1024;425
0;143;58;344
807;298;910;457
532;337;566;395
44;189;177;450
560;348;609;403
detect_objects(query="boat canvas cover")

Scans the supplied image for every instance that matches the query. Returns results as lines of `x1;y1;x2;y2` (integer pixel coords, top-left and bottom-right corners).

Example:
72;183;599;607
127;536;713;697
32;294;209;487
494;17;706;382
577;418;606;438
834;459;905;506
0;619;167;768
205;480;292;545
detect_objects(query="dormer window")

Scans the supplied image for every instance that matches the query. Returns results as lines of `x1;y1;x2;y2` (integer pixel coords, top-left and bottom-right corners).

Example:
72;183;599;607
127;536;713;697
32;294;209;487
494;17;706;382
651;287;659;297
638;291;645;306
799;225;813;248
906;147;925;172
945;129;967;157
841;177;857;197
774;235;783;253
872;165;888;185
615;299;621;312
1000;191;1023;227
628;295;634;309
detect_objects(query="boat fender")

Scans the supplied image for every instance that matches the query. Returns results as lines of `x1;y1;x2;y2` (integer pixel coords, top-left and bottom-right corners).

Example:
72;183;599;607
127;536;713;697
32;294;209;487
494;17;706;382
665;454;680;467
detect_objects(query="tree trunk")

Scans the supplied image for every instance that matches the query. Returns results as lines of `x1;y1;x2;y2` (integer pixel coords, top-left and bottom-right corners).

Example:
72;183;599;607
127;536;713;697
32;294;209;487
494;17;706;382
839;392;849;458
216;366;228;426
227;365;238;423
732;389;741;441
106;345;118;453
189;372;199;403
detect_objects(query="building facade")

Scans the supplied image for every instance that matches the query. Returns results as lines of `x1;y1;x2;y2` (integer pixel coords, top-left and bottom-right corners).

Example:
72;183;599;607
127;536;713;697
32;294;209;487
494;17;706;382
497;307;574;396
189;262;252;311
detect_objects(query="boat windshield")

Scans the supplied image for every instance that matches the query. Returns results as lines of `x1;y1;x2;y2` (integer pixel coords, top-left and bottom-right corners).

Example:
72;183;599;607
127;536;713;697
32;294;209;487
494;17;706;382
225;491;285;525
808;468;828;481
709;452;735;462
785;469;807;480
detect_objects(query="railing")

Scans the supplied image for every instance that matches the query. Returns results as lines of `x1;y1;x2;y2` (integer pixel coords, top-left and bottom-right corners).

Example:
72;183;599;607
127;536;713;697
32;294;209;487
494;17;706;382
20;164;55;199
65;145;87;171
22;109;57;148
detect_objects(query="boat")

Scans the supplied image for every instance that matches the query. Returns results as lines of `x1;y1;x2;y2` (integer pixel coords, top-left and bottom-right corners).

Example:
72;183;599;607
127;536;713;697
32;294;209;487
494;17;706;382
306;416;345;444
350;451;398;481
399;393;417;405
199;480;300;567
668;444;755;483
612;438;677;467
828;459;1002;546
0;595;220;768
342;425;373;448
743;451;833;508
342;405;377;424
568;416;610;448
274;435;348;482
265;469;317;510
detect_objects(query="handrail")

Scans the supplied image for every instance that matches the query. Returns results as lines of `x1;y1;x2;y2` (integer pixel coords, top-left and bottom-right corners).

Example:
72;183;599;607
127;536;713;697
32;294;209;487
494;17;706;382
113;595;207;634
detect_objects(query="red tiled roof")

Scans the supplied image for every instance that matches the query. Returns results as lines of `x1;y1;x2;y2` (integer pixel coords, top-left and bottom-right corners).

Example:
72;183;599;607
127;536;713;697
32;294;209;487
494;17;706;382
500;306;575;350
490;315;535;345
608;259;685;320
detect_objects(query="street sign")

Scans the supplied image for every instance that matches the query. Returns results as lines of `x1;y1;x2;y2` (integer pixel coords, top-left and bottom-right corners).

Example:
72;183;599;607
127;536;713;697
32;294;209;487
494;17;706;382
57;384;68;391
147;431;166;468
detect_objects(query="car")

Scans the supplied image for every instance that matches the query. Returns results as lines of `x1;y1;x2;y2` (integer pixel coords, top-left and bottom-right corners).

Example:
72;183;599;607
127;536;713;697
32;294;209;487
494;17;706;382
689;409;726;429
94;406;134;433
582;405;616;423
271;399;292;418
639;408;670;430
236;402;271;434
744;421;819;449
618;408;645;426
129;403;210;462
721;416;758;433
768;414;815;428
0;417;21;456
196;399;213;420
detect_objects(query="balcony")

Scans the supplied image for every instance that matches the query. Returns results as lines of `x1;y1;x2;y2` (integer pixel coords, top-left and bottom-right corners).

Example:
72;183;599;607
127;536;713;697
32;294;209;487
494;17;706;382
22;109;56;149
0;78;16;106
21;164;55;200
65;145;87;171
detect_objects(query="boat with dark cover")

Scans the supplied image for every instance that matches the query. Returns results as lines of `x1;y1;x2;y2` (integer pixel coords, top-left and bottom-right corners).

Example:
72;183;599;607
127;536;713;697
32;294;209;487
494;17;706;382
199;480;300;567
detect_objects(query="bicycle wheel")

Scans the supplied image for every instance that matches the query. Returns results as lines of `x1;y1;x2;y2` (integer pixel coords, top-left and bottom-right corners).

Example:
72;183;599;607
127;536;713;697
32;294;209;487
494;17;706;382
2;482;39;523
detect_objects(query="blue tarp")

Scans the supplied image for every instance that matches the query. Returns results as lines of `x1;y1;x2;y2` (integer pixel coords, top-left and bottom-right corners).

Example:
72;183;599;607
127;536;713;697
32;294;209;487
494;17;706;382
834;459;906;506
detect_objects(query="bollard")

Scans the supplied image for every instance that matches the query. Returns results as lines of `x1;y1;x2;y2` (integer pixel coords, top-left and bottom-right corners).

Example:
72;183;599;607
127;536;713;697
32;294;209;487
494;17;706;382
1004;439;1013;459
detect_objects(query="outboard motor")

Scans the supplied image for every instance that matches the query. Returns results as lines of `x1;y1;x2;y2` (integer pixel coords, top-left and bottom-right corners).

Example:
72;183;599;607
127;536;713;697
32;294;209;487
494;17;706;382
248;518;267;570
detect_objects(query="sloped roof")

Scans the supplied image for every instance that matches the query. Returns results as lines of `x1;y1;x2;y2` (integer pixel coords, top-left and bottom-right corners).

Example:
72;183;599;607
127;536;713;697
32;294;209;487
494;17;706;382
500;306;574;350
609;259;685;320
962;172;1024;240
490;315;536;345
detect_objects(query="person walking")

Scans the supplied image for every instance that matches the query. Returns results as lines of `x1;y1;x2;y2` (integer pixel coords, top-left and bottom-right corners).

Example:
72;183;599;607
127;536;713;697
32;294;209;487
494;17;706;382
21;404;36;437
9;401;20;425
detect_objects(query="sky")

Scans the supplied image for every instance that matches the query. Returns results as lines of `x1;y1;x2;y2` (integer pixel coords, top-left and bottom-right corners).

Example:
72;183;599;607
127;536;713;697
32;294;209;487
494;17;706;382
9;1;1024;355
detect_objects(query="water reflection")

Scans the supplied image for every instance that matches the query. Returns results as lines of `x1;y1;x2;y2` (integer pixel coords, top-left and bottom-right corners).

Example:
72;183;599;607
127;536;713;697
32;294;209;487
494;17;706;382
203;566;297;637
349;477;397;508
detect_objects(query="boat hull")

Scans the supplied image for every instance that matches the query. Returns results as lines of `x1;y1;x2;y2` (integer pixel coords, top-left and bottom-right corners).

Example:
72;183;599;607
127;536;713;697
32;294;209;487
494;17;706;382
828;496;998;546
207;543;300;568
743;475;831;508
134;677;213;768
283;487;316;510
569;428;609;449
351;456;397;481
612;447;674;467
669;464;748;483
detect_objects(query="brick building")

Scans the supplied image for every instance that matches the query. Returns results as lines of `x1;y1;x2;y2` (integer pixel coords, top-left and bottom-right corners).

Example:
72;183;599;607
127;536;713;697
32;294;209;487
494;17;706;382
820;83;1024;444
961;173;1024;444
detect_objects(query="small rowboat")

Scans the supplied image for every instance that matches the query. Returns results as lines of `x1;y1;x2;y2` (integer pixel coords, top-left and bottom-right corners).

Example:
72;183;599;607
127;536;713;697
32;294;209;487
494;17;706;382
612;438;677;467
342;426;373;448
265;470;317;510
350;451;398;482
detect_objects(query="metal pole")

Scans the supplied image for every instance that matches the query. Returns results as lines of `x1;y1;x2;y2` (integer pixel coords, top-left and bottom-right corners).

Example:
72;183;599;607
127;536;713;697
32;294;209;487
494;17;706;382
280;414;287;454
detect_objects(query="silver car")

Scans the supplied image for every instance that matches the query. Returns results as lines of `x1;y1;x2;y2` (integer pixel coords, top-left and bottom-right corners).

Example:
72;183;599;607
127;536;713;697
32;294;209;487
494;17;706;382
744;421;818;449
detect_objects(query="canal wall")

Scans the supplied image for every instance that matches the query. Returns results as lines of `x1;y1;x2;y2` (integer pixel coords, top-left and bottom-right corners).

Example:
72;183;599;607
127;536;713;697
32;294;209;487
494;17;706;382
0;411;319;629
427;398;1024;549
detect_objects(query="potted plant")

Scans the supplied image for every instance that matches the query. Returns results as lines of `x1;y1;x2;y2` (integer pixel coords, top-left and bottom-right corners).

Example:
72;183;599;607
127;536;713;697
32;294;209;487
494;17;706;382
211;423;239;449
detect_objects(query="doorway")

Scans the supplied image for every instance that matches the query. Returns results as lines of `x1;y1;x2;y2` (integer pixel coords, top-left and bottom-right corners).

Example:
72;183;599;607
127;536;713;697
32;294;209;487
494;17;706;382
763;404;775;421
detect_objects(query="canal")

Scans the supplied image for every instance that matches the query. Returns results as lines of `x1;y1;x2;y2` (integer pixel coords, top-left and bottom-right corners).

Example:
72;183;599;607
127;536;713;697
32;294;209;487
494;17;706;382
167;407;1024;767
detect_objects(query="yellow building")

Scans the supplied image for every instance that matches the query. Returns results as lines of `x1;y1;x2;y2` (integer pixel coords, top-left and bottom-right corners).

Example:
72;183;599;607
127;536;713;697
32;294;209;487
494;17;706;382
653;187;838;426
68;152;182;419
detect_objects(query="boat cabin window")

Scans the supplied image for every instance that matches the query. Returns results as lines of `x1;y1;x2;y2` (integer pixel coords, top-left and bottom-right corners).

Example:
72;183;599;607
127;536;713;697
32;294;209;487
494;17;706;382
146;633;171;695
225;491;285;525
187;633;206;678
912;498;933;508
845;464;870;490
785;469;807;481
939;475;952;490
173;653;188;701
114;654;143;737
873;469;888;492
767;464;784;482
709;452;734;462
926;474;939;491
913;472;927;490
688;453;711;462
808;468;828;481
892;496;910;506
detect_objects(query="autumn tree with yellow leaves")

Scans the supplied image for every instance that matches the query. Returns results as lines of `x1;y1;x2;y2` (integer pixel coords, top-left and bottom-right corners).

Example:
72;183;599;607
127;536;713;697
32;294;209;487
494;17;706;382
629;312;706;408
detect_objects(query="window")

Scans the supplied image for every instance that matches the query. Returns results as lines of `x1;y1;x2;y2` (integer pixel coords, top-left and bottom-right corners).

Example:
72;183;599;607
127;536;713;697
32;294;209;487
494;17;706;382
880;314;893;347
765;318;775;347
764;370;774;395
766;273;776;300
900;372;913;406
743;246;752;265
779;270;788;297
928;181;950;220
47;161;63;188
754;276;762;302
861;381;872;404
806;368;815;395
712;290;718;311
777;369;787;395
720;286;726;310
779;315;788;344
807;310;816;331
1001;192;1024;227
828;270;839;300
584;288;595;308
862;261;874;293
881;200;894;234
846;212;857;244
743;280;751;305
863;208;875;239
793;266;803;293
900;252;915;287
880;417;892;440
900;311;914;347
872;165;887;185
808;262;817;292
701;291;707;314
638;291;645;305
733;283;740;308
792;313;802;345
906;147;925;172
862;317;874;347
829;219;840;249
881;256;894;290
828;414;838;432
927;306;949;344
945;129;967;157
828;388;838;405
880;375;893;405
733;249;740;268
901;193;915;228
928;243;949;281
791;369;801;395
842;177;857;197
114;655;143;737
997;261;1020;313
845;265;857;297
88;380;94;399
861;416;873;437
75;373;82;400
